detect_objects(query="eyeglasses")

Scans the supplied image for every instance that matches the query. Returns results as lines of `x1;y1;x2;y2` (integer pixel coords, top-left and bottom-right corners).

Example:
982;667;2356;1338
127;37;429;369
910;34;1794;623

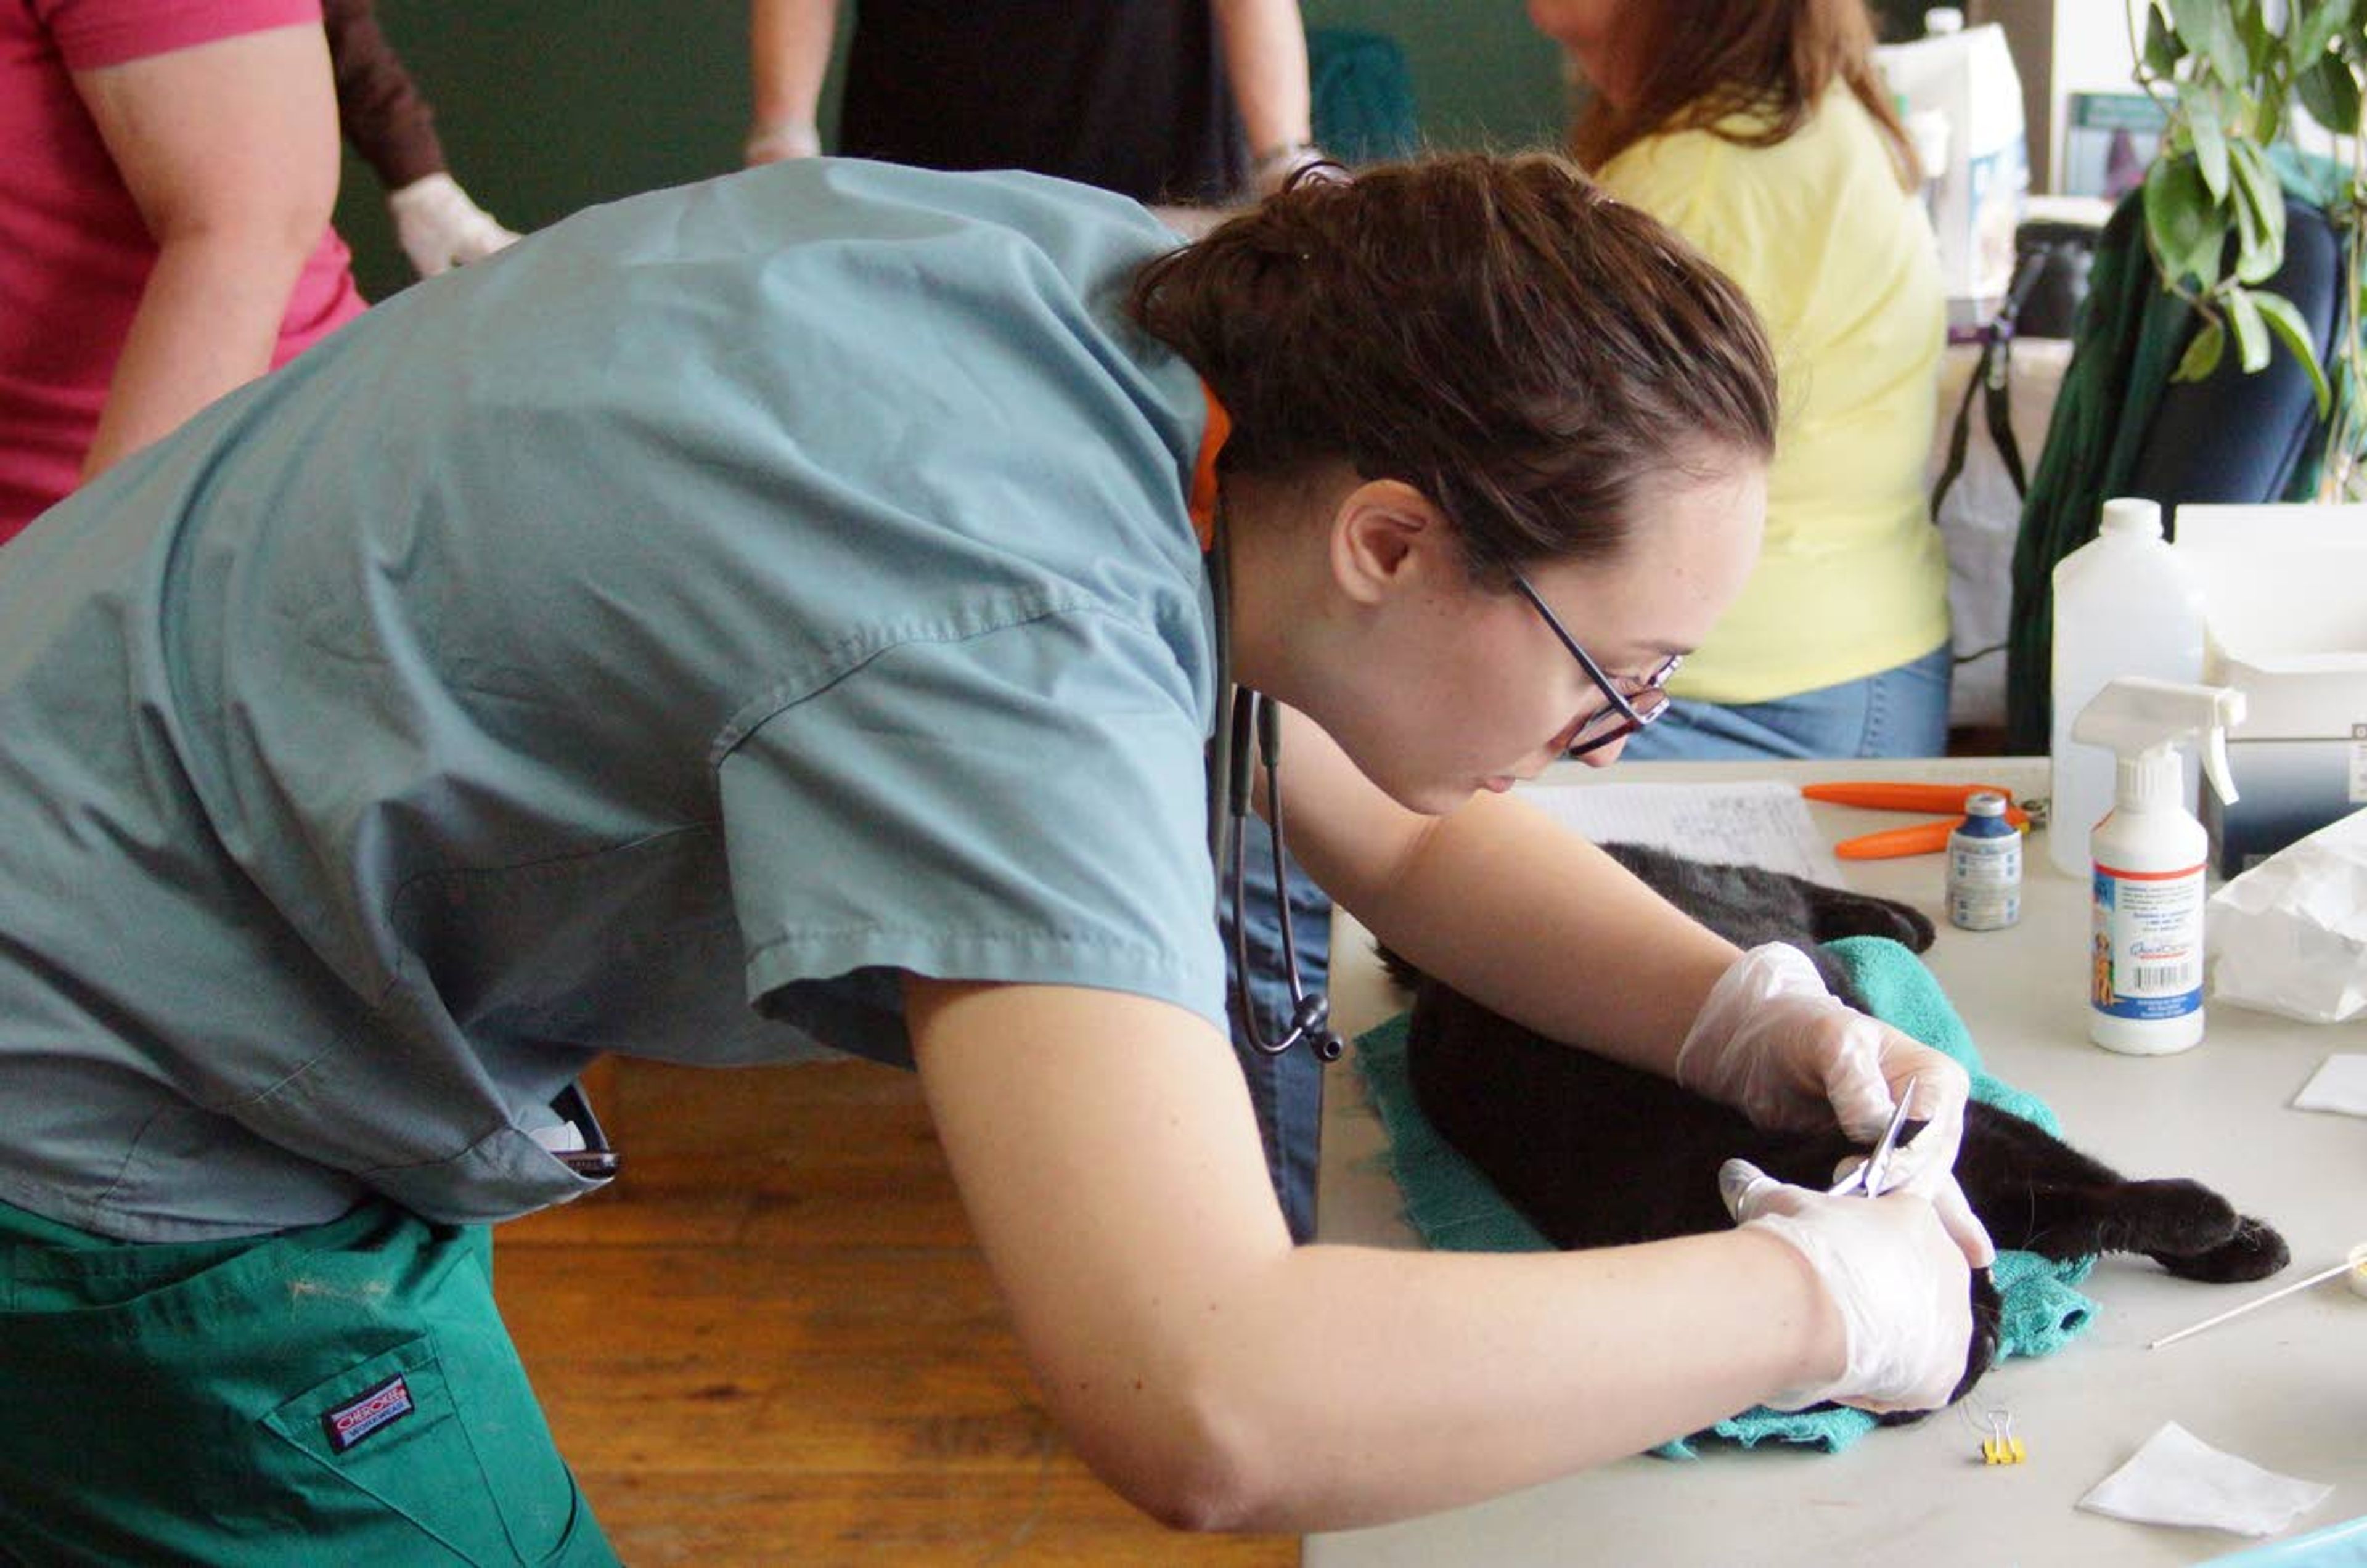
1508;570;1683;757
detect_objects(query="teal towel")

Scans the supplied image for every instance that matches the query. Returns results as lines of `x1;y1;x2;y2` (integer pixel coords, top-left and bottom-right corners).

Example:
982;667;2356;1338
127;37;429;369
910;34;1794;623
1352;936;2096;1456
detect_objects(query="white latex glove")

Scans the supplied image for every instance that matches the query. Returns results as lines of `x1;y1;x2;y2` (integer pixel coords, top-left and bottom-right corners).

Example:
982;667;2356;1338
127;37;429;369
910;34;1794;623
743;120;822;166
388;173;522;279
1676;943;1994;1266
1721;1158;1974;1412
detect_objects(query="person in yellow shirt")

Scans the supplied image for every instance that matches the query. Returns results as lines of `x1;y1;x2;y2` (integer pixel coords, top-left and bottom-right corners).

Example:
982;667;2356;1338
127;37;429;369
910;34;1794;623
1529;0;1952;760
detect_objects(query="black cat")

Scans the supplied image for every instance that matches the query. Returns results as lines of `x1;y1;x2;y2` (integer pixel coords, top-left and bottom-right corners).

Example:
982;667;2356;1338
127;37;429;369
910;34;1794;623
1391;841;2290;1418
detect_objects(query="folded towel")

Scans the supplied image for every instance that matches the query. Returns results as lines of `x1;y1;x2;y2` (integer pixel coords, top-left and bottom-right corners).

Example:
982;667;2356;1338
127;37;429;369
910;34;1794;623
1351;935;2097;1456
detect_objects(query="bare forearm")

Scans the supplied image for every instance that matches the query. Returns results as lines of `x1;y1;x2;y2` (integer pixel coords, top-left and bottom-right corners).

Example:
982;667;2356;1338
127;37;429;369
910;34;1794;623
82;232;314;480
910;982;1836;1535
1336;790;1739;1077
1212;0;1312;159
1119;1230;1835;1531
748;0;838;131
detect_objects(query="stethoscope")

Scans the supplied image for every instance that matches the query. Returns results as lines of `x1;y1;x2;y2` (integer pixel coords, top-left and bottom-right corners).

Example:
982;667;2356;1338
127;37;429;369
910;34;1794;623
1205;520;1344;1064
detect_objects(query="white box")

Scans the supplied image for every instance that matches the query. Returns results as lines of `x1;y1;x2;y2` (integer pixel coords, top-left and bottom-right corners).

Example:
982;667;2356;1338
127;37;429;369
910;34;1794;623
1876;23;2029;324
2175;504;2367;875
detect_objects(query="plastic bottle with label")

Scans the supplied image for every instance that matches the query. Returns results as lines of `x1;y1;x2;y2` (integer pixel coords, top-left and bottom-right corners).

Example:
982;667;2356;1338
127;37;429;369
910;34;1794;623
2047;497;2207;879
1947;790;2021;930
2071;677;2246;1055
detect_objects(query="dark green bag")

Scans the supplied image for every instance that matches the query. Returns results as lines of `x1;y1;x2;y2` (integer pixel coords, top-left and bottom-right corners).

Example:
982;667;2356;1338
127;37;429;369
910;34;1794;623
2001;168;2350;753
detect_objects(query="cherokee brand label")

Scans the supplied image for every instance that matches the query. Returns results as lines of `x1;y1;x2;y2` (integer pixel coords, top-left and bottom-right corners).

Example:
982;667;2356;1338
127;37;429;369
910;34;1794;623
322;1373;416;1453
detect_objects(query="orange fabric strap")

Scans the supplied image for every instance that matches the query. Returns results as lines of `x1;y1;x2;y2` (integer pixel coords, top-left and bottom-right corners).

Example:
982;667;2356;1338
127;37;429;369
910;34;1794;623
1188;383;1231;552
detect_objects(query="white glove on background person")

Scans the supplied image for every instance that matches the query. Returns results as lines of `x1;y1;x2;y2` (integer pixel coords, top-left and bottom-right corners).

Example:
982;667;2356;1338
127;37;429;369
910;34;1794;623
388;173;522;279
1676;943;1994;1266
1721;1158;1973;1412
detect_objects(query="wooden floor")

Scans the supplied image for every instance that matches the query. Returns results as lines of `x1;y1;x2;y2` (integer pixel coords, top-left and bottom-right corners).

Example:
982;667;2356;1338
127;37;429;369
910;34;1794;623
497;1057;1298;1566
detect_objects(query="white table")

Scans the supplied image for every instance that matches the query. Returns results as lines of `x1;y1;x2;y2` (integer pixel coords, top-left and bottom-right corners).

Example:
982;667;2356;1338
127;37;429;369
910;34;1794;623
1307;757;2367;1568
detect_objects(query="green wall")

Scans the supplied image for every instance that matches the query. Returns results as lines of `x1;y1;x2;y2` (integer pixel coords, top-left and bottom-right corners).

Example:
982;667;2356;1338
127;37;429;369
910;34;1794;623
332;3;1569;301
1300;1;1566;150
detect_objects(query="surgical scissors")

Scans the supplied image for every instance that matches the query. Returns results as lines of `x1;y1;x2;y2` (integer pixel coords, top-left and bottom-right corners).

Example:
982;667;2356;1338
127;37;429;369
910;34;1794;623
1826;1073;1921;1198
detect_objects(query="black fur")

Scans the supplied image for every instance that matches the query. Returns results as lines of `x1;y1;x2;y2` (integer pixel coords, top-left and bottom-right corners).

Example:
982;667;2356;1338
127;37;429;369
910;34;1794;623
1390;842;2289;1418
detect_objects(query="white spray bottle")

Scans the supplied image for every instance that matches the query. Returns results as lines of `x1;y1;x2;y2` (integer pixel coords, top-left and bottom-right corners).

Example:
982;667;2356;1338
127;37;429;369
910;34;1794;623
2070;677;2246;1055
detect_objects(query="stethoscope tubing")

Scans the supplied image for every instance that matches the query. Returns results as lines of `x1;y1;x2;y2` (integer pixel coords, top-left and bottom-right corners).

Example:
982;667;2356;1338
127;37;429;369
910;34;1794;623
1206;525;1341;1062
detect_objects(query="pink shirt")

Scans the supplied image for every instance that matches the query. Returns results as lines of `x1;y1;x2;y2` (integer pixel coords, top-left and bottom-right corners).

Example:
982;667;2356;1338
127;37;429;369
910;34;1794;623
0;0;366;542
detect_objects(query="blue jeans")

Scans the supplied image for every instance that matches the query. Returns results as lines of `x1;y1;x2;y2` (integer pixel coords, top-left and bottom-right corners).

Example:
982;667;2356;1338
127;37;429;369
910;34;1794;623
1220;813;1330;1243
1619;644;1953;762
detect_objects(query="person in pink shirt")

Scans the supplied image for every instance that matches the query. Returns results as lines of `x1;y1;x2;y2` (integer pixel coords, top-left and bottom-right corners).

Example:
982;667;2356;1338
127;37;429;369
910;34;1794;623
0;0;366;544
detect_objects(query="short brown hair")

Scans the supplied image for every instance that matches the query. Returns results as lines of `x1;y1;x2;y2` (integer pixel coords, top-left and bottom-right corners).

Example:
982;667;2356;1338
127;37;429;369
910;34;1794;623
1569;0;1918;190
1128;153;1776;580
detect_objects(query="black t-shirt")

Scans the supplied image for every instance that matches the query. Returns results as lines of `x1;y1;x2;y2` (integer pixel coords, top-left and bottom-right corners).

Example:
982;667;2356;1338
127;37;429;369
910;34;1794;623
840;0;1246;205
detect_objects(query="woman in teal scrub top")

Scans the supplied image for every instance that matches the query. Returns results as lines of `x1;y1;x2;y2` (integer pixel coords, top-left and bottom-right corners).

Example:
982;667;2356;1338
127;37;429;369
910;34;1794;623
0;153;1989;1557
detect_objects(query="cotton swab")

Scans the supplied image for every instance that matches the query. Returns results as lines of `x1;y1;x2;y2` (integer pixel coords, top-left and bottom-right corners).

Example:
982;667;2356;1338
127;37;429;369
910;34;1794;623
2148;1244;2367;1350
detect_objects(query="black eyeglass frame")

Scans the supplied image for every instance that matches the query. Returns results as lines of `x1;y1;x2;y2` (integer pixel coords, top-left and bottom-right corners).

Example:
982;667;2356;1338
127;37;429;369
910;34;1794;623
1507;570;1683;758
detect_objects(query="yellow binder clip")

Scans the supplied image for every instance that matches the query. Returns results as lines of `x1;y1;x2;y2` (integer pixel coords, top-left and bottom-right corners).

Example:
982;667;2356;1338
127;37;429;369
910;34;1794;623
1981;1413;2026;1466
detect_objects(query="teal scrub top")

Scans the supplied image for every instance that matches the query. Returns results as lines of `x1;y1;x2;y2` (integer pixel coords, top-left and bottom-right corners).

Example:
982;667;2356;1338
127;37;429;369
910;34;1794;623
0;160;1228;1242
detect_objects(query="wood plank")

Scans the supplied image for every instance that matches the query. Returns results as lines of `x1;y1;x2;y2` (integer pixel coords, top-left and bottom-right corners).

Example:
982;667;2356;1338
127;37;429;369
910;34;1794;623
499;1057;1296;1564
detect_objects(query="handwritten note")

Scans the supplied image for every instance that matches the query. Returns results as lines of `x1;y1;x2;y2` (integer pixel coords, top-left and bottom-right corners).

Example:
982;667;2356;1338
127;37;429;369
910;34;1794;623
1514;778;1842;883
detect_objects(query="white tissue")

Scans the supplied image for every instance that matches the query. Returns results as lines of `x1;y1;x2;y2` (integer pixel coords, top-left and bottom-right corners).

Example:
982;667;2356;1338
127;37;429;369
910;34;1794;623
2209;807;2367;1023
2077;1422;2333;1538
2294;1054;2367;1117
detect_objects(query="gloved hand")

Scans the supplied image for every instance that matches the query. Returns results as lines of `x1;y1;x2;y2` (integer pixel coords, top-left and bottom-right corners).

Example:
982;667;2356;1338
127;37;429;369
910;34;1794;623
1675;943;1994;1266
743;119;822;166
1722;1158;1974;1412
388;173;522;279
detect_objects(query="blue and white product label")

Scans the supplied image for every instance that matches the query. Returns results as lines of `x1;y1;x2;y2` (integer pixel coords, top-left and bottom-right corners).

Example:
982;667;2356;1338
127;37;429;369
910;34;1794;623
1947;820;2022;931
2090;862;2206;1020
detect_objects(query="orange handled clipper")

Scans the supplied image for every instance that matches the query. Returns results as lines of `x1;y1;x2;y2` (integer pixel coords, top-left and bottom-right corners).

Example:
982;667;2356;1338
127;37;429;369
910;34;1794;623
1801;782;2034;860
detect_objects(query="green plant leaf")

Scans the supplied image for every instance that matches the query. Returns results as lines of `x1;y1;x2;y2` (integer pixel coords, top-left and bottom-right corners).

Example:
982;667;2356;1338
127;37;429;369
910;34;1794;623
2296;51;2364;134
2175;317;2227;382
2291;0;2360;62
2252;288;2336;413
2228;139;2288;284
2144;155;2230;287
2252;76;2291;141
2226;285;2271;372
2170;0;2251;81
2189;91;2231;197
2142;3;2185;76
2234;0;2274;71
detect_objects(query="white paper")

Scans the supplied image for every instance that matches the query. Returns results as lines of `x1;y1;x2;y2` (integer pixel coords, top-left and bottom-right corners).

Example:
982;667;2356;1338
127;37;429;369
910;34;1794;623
2293;1054;2367;1117
2077;1421;2333;1538
2209;807;2367;1023
1515;779;1842;883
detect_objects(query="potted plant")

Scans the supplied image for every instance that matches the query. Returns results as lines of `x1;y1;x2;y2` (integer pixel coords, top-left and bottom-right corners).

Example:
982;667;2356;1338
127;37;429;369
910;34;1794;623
2130;0;2365;499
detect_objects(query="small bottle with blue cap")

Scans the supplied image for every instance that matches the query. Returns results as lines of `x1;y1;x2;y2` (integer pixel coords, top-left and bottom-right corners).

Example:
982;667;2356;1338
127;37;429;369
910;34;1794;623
1946;790;2021;931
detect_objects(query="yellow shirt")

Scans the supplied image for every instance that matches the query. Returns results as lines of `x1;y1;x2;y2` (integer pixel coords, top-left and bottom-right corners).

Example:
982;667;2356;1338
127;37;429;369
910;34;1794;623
1598;91;1950;703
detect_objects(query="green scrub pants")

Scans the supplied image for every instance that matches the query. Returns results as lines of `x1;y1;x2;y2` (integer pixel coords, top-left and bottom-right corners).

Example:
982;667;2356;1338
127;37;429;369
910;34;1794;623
0;1198;618;1566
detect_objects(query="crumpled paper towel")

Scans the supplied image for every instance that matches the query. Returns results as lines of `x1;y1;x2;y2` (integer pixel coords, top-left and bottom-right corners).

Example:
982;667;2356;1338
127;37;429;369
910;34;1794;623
2210;807;2367;1023
2078;1422;2334;1537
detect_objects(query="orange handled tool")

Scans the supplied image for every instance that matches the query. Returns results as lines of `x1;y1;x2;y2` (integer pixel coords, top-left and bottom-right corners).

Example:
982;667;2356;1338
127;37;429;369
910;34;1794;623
1800;782;2037;860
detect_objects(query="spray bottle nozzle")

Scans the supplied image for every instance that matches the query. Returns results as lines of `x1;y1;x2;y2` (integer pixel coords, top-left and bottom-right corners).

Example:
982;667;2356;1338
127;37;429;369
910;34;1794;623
2070;677;2247;807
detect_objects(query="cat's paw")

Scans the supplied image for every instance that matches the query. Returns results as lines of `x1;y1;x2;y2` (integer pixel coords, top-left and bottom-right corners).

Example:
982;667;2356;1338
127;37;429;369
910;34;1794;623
2093;1177;2238;1260
2153;1214;2290;1284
